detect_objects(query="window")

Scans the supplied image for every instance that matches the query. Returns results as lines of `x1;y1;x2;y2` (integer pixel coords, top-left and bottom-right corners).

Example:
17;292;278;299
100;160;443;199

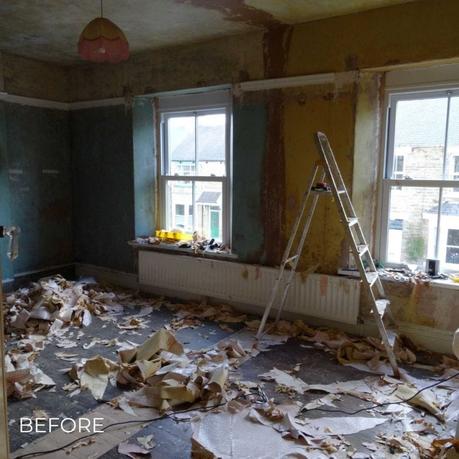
381;89;459;271
157;90;231;243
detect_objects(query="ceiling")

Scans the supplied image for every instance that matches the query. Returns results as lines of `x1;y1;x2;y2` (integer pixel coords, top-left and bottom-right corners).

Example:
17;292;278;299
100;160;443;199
0;0;415;65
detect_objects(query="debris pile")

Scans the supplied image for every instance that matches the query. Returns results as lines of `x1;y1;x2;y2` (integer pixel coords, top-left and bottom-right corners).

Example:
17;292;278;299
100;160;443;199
245;318;420;373
4;275;109;334
66;328;235;412
134;232;231;255
4;276;459;459
5;350;55;399
3;275;162;400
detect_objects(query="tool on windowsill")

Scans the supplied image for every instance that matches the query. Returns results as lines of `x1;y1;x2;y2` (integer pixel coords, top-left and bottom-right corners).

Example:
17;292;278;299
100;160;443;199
0;225;20;260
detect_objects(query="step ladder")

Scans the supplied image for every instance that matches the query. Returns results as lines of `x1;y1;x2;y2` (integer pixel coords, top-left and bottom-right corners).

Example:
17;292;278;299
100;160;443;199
256;131;400;378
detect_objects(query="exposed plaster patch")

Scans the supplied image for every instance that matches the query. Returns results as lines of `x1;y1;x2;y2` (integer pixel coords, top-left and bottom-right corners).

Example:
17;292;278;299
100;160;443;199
260;26;292;266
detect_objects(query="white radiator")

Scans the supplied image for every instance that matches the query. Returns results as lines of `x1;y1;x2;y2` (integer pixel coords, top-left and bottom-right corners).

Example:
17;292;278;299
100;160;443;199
139;251;360;324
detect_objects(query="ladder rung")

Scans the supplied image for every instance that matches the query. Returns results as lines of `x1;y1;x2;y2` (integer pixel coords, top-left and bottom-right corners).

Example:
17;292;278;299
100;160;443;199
385;328;398;347
338;190;346;194
374;299;390;316
311;189;331;194
358;245;368;257
284;255;299;266
365;272;379;286
347;218;359;226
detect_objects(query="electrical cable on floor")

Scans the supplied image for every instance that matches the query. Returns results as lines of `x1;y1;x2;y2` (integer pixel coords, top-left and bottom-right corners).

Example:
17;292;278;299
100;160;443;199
13;371;459;458
300;370;459;416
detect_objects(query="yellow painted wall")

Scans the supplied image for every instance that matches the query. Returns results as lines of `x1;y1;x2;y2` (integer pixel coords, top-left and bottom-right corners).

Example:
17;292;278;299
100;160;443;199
283;83;357;274
287;0;459;76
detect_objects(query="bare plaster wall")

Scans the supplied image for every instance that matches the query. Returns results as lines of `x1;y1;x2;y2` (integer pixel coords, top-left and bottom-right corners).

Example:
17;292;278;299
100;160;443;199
68;32;265;102
1;52;69;102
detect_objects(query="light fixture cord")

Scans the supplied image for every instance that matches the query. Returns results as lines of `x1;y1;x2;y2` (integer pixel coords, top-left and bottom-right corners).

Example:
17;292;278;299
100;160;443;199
100;0;103;17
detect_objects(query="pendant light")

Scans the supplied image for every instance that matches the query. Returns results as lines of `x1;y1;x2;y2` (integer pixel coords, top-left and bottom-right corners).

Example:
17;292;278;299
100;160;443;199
78;0;129;63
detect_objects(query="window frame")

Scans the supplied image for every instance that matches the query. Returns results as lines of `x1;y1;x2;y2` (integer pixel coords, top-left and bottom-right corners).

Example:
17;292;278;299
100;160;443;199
157;91;232;246
379;87;459;268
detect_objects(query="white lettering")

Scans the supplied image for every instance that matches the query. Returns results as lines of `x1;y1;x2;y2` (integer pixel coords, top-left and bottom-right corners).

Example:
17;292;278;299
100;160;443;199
35;418;46;433
20;418;33;433
61;418;76;433
93;418;104;433
79;418;91;433
18;417;105;433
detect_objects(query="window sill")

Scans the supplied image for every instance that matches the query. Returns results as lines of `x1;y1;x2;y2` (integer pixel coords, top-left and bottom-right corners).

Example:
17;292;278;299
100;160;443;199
340;268;459;290
381;275;459;290
128;240;239;262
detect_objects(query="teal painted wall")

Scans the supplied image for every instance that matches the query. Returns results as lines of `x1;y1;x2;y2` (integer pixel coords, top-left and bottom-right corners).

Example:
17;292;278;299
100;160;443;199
0;102;73;279
71;105;136;273
232;101;266;263
133;99;156;237
1;97;267;282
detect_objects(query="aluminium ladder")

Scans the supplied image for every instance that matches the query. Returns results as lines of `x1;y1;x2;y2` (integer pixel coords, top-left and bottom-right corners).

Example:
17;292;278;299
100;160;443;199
256;131;400;378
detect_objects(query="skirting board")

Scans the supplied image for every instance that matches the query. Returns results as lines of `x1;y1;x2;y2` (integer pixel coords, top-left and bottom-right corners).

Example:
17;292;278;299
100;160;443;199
75;263;138;290
139;282;454;355
70;264;455;355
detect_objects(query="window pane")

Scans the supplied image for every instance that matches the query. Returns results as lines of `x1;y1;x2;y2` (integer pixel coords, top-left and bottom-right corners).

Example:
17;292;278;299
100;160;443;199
387;186;439;269
165;180;193;233
447;229;459;246
437;188;459;271
195;181;223;240
392;97;447;180
167;116;195;175
446;247;459;264
197;113;226;177
445;97;459;181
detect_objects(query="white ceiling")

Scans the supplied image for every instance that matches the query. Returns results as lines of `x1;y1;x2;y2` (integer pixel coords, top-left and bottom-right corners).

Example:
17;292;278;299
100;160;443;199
0;0;415;65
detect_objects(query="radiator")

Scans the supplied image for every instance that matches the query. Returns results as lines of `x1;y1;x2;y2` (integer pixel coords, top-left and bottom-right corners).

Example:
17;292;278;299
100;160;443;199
139;251;360;324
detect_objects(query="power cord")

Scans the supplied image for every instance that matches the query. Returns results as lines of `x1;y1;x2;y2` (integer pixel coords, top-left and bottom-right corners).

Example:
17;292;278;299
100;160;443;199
300;370;459;416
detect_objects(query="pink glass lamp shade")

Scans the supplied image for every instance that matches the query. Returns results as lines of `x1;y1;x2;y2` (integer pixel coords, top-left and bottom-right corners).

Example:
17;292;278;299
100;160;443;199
78;17;129;63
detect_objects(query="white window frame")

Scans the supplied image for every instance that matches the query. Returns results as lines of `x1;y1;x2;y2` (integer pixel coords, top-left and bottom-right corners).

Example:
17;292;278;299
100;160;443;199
156;90;232;246
379;87;459;267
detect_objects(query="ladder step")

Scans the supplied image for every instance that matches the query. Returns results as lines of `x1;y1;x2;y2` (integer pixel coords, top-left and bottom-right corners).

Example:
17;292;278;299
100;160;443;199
338;190;346;194
358;245;368;257
347;218;358;226
385;328;398;347
284;255;299;266
365;272;379;286
374;299;390;316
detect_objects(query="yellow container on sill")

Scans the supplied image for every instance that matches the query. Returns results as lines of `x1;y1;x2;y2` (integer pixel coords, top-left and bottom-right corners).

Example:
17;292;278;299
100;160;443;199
155;230;192;241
